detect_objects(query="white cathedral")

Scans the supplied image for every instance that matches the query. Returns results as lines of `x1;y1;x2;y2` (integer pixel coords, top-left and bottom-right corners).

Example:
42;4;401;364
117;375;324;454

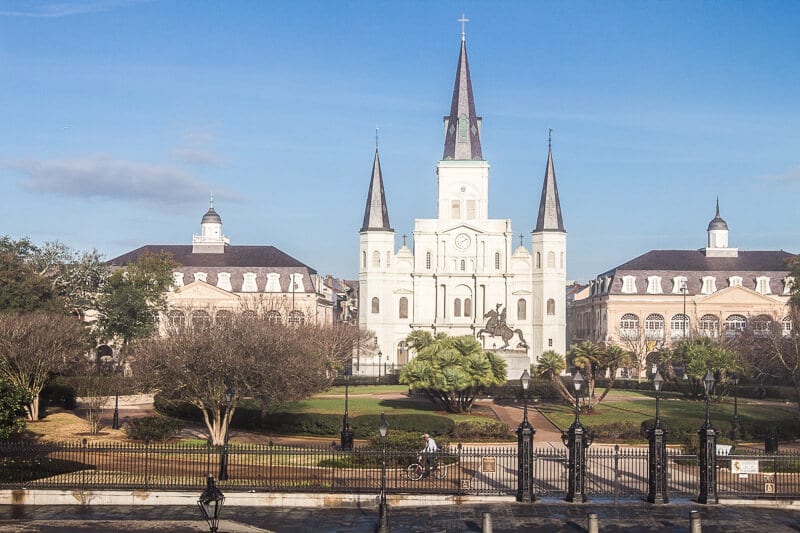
358;33;567;377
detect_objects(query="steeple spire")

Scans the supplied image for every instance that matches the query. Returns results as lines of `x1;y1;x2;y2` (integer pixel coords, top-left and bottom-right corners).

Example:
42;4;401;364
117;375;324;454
360;147;392;232
534;134;565;232
442;26;482;161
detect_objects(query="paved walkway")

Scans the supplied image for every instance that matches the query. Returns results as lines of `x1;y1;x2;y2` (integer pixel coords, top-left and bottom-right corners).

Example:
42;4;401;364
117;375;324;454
2;502;799;532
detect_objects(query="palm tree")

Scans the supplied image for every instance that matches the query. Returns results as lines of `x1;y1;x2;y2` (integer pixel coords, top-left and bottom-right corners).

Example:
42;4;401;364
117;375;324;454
568;341;632;410
535;350;575;404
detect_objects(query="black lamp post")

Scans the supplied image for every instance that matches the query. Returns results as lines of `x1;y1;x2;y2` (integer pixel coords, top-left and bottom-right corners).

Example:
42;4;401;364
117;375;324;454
341;360;354;450
516;369;536;502
375;412;390;533
563;370;592;502
112;390;120;430
218;386;235;481
647;371;668;503
681;282;688;339
698;370;717;504
197;474;225;533
377;351;383;382
731;372;740;442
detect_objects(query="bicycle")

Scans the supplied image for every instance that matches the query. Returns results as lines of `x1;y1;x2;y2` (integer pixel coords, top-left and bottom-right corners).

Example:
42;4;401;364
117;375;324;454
406;454;447;480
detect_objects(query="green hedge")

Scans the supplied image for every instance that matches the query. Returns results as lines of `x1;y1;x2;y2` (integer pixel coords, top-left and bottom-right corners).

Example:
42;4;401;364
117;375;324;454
154;394;458;438
596;378;797;401
125;416;184;442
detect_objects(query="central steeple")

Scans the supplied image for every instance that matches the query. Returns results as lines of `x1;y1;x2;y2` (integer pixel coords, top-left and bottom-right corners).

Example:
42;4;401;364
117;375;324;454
442;32;483;161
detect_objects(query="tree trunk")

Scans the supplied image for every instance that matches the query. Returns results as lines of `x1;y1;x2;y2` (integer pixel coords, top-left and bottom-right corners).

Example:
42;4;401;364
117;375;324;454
26;394;39;421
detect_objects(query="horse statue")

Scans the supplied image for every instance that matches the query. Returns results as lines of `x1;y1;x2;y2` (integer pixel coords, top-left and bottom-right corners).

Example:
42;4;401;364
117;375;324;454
476;305;528;350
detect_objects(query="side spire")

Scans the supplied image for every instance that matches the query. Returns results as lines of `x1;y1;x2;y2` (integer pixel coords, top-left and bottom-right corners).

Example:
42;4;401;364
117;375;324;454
360;146;392;232
534;133;565;232
442;23;482;161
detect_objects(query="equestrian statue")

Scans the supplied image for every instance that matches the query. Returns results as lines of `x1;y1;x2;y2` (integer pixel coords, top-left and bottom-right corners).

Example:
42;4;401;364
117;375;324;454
476;304;528;350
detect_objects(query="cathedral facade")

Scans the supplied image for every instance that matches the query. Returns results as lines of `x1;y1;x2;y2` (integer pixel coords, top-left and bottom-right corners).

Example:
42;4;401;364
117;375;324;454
358;35;567;376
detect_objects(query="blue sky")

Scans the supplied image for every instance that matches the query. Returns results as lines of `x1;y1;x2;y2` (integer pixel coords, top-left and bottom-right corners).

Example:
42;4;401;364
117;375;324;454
1;0;798;282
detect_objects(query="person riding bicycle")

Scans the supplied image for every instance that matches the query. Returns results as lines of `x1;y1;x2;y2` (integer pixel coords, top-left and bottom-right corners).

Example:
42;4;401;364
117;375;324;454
420;433;438;476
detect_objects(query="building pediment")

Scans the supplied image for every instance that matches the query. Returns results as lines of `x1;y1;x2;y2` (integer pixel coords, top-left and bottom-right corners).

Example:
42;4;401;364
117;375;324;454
439;223;486;235
394;288;414;295
512;289;532;295
172;280;238;300
697;285;781;305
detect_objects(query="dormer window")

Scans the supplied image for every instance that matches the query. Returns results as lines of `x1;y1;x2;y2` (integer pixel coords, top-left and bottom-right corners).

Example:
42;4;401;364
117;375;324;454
172;272;185;288
242;272;258;292
265;273;281;292
672;276;688;294
290;273;305;292
783;276;795;295
621;276;637;294
216;272;232;292
728;276;742;288
700;276;717;295
194;272;208;283
646;276;663;294
755;276;772;294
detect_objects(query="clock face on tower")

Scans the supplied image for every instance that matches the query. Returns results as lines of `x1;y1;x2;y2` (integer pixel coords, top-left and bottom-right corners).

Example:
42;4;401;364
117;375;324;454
455;233;471;250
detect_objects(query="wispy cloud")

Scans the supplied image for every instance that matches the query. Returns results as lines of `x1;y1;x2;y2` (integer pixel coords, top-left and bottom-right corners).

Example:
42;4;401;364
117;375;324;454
2;154;243;205
760;166;800;185
0;0;149;18
171;127;221;167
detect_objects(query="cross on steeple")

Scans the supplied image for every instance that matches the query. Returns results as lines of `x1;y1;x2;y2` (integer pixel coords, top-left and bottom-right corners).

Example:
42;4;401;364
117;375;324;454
402;234;407;246
548;128;553;149
519;234;524;247
375;127;379;151
458;13;469;41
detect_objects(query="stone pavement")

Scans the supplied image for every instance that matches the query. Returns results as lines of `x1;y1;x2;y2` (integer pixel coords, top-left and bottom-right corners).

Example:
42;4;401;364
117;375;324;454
2;502;799;532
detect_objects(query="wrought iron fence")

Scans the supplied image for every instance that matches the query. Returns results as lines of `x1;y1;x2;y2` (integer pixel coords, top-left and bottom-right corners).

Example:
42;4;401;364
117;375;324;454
1;440;799;501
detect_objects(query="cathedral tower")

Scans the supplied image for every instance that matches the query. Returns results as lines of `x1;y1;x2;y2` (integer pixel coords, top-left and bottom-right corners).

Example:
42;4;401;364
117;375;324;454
531;136;567;357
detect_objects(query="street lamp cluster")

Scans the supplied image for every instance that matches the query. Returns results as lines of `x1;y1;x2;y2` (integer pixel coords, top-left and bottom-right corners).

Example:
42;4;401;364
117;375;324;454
562;370;593;502
516;369;535;502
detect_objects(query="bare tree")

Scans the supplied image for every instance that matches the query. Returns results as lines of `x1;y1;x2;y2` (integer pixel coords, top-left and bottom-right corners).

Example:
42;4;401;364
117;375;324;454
132;314;362;444
0;311;88;420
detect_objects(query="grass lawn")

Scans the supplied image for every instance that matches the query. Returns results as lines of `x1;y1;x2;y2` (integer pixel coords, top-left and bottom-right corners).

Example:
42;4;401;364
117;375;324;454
540;396;796;434
316;385;409;396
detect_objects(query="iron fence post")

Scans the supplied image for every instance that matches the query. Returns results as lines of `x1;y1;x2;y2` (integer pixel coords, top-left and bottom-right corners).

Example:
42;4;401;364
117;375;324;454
457;443;463;496
613;444;620;504
144;439;150;492
647;420;669;503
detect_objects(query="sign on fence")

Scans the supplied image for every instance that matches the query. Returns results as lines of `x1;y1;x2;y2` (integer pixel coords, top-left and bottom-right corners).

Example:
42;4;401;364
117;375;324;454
731;460;759;475
716;445;732;456
481;457;497;473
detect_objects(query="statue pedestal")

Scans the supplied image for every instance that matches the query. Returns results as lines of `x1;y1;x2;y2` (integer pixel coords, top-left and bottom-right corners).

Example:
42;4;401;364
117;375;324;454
493;350;530;380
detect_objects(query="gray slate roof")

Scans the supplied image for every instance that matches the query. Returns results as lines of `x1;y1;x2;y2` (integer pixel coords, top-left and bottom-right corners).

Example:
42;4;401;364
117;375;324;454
442;38;483;161
360;149;392;232
109;245;315;272
534;145;565;232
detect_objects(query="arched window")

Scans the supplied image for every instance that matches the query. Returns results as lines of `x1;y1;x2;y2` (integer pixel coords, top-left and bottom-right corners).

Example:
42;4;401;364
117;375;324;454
536;252;541;269
386;251;391;268
425;251;432;270
460;259;466;271
546;298;556;316
167;310;185;329
372;251;381;268
620;313;639;339
288;310;305;326
752;314;771;336
644;314;664;339
517;298;526;320
453;298;462;317
266;310;282;325
362;251;366;268
700;314;719;338
370;297;380;314
783;316;793;336
547;251;555;268
495;252;500;270
191;310;211;331
242;310;257;320
398;297;408;319
215;310;232;325
724;314;747;336
464;298;472;317
670;314;689;339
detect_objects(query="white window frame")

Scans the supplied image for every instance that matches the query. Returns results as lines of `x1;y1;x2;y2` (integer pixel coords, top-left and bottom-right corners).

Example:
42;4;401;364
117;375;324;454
621;276;637;294
700;276;717;295
646;276;663;294
755;276;772;294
